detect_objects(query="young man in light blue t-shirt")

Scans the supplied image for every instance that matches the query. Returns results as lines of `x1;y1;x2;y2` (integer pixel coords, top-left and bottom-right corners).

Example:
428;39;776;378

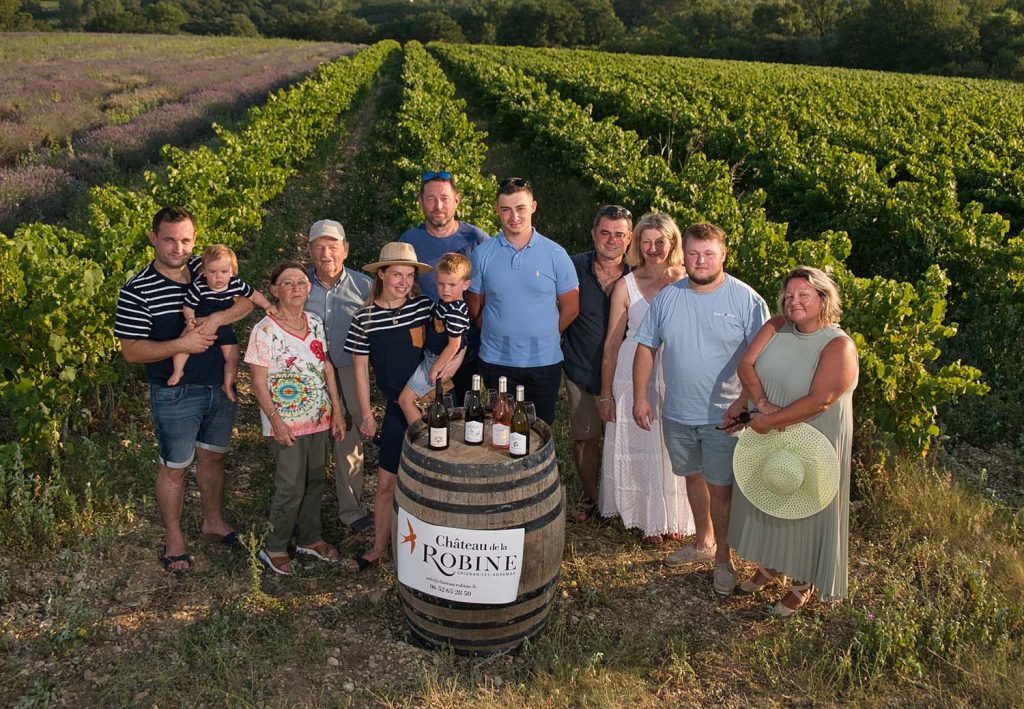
633;223;769;596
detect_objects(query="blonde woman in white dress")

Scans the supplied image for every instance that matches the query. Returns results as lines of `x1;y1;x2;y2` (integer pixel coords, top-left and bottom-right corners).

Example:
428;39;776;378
598;214;695;544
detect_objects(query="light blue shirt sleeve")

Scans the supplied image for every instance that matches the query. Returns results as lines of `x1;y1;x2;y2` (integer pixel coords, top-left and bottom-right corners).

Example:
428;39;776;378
469;246;484;295
635;294;663;349
746;293;770;343
553;249;579;295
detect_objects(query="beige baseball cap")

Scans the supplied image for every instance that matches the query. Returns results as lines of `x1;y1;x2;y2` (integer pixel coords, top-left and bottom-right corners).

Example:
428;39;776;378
308;219;346;242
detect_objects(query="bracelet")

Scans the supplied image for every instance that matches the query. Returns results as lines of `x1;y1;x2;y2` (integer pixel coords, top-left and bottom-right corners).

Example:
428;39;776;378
598;396;612;403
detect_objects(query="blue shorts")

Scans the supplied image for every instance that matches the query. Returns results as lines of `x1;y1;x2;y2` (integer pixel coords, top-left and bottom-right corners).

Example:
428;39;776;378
150;383;238;469
406;350;441;398
662;420;738;486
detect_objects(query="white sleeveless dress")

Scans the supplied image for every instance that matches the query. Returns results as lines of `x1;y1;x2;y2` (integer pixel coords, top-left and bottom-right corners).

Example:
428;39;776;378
600;273;695;537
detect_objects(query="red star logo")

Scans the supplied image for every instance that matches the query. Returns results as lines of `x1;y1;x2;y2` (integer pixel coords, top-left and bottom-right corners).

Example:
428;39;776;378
401;519;417;555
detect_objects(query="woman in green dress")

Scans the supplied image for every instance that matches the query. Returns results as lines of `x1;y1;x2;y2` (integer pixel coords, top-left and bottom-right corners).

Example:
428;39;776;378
728;266;859;616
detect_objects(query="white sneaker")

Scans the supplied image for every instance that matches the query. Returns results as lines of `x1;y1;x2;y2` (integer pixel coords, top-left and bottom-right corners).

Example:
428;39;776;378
664;543;717;568
713;562;737;596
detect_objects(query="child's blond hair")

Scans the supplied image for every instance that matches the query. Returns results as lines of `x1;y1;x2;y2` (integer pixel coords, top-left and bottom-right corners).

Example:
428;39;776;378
201;244;239;274
435;252;472;280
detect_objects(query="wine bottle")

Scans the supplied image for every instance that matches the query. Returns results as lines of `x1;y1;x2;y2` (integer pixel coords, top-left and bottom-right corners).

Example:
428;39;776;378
464;374;485;446
491;376;512;450
509;385;530;458
427;377;449;451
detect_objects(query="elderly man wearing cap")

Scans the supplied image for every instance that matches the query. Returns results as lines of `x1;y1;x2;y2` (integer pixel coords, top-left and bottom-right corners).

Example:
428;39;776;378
304;219;374;533
399;171;488;401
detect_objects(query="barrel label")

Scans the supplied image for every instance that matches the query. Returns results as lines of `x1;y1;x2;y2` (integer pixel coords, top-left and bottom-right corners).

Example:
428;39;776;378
396;507;525;604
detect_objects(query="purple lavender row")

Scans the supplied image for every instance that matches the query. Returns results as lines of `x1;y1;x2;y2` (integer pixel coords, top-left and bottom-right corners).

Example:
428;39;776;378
0;49;357;234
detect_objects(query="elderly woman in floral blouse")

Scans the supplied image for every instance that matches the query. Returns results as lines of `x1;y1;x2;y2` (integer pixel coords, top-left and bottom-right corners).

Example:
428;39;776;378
245;260;345;576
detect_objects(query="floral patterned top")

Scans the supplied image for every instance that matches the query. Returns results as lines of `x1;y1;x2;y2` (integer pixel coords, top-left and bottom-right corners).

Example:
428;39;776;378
244;313;332;437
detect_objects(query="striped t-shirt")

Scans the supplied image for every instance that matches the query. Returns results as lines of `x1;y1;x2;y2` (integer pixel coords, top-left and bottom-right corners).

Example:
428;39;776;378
425;299;470;355
114;257;224;386
343;295;433;356
184;274;254;316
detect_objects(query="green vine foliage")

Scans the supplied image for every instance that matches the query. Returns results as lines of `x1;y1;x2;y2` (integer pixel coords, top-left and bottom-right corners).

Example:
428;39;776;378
392;42;497;234
1;41;399;470
432;43;986;454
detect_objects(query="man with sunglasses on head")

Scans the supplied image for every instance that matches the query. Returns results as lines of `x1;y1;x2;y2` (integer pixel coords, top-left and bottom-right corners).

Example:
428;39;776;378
399;171;489;400
467;177;580;426
562;205;633;521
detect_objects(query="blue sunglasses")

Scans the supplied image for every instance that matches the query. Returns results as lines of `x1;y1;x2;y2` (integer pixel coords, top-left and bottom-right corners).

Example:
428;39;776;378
422;170;453;182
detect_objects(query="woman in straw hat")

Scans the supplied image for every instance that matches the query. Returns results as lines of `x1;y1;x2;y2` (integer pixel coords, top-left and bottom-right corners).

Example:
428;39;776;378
342;243;433;572
727;266;859;615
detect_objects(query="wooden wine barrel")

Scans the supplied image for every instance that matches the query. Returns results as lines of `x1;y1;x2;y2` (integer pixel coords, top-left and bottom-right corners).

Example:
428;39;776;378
393;416;564;655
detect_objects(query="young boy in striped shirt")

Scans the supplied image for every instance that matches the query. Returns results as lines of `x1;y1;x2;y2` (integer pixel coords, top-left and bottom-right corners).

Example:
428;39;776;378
397;252;471;424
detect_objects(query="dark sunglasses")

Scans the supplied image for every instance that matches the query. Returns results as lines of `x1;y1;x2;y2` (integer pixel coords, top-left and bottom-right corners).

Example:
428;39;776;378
422;171;453;182
716;411;751;430
599;204;632;220
499;177;530;189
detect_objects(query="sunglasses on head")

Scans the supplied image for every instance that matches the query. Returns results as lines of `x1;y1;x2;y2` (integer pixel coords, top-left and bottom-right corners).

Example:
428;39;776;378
422;170;453;182
499;177;530;189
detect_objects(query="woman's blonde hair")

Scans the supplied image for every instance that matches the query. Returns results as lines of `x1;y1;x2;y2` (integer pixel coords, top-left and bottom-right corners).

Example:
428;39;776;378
626;213;683;268
778;266;843;326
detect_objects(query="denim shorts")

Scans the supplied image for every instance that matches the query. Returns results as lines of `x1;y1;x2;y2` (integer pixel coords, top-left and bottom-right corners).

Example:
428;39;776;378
662;419;739;486
406;350;441;398
150;383;237;468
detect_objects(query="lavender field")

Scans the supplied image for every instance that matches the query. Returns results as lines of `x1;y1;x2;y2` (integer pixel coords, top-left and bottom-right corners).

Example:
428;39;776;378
0;32;358;232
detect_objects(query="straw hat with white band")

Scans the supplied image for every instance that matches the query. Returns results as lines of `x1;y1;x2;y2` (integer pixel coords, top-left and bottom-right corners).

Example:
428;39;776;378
362;242;432;275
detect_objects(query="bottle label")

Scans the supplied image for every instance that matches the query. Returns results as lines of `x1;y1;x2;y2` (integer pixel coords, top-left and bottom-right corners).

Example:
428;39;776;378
510;432;528;456
492;423;509;447
464;420;484;443
429;427;448;448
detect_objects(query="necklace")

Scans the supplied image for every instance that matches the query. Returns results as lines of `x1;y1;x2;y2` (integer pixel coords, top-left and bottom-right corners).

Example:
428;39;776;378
276;312;305;331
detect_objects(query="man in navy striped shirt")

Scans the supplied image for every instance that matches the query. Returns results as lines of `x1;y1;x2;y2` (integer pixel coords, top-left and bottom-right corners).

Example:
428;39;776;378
114;206;253;572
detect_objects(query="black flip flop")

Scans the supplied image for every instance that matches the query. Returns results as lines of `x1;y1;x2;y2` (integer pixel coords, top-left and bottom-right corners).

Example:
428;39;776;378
348;555;378;572
160;550;194;573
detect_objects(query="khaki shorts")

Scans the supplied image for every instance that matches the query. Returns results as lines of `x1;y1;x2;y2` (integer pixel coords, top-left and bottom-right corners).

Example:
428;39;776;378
565;376;603;441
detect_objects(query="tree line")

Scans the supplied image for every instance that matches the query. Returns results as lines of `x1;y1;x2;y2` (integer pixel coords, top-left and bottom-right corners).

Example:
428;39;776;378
4;0;1024;80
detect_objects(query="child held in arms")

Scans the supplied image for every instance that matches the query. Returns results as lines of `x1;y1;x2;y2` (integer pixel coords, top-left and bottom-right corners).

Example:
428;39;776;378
168;243;274;397
397;252;471;424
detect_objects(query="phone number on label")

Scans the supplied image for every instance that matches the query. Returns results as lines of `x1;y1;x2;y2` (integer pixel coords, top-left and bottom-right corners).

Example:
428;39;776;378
429;583;470;597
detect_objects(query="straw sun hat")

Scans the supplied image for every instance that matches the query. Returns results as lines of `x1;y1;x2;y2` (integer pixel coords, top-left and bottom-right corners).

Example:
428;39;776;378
733;423;840;520
362;242;432;275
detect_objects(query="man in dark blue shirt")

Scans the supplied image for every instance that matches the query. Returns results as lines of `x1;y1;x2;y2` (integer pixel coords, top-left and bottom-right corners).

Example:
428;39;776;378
115;206;253;572
561;205;633;521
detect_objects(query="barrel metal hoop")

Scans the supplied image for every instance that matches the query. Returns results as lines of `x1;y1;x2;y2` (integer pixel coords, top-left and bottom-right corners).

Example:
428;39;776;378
397;475;561;516
401;572;560;611
402;593;551;630
394;491;564;534
405;610;552;651
402;436;553;477
401;458;555;492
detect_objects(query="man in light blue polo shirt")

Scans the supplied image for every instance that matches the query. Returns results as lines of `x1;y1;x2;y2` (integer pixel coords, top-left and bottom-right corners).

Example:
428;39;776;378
633;223;769;596
467;177;579;424
304;219;374;534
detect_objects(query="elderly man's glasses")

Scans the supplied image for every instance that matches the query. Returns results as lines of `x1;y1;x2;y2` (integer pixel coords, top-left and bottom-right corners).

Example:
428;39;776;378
598;204;632;220
422;170;452;182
